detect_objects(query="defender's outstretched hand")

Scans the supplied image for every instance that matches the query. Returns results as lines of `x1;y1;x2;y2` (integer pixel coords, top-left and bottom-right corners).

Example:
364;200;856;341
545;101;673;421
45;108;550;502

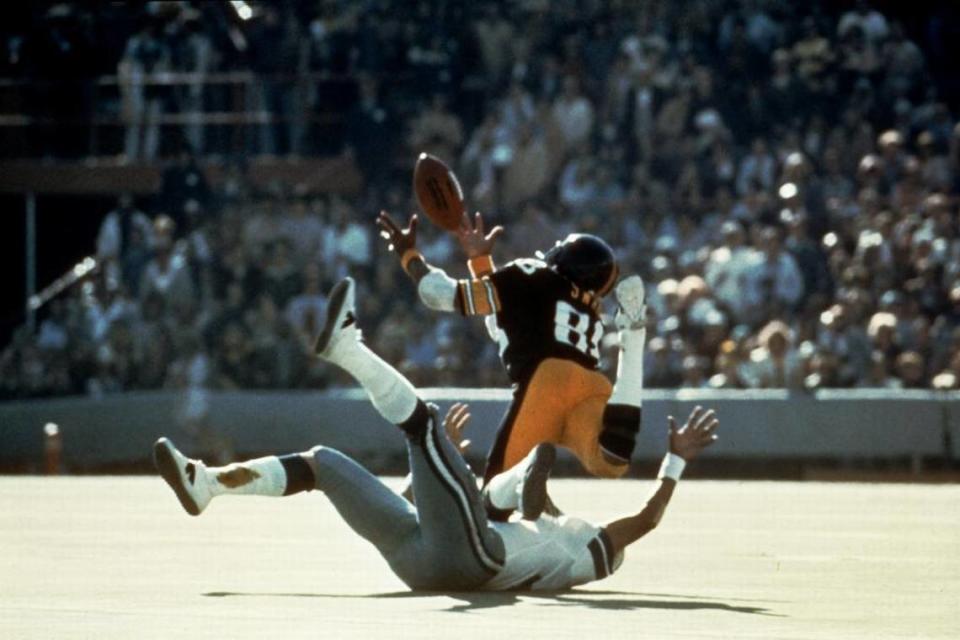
668;406;719;461
443;402;472;453
377;211;418;257
456;211;503;259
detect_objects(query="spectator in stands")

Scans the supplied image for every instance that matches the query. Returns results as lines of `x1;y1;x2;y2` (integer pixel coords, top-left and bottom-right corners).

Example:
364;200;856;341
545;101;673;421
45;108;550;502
119;18;170;161
736;138;776;197
838;1;889;45
280;196;326;265
158;146;211;227
285;263;327;344
552;75;595;152
502;121;551;209
139;216;195;310
703;221;754;323
680;354;711;389
96;193;154;293
172;12;217;155
893;350;927;389
407;93;464;164
745;227;804;322
747;320;804;389
645;336;683;389
344;75;396;191
261;239;302;308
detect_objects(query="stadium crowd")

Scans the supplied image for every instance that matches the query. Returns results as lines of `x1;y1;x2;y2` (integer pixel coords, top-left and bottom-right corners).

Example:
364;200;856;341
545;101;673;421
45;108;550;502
2;0;960;399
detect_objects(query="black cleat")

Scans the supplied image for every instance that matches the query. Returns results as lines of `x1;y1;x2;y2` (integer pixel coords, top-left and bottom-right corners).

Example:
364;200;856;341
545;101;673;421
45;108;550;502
519;443;557;520
314;277;358;358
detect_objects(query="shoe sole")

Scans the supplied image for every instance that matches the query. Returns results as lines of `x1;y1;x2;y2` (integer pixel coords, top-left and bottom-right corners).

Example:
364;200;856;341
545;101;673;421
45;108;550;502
153;438;201;516
314;278;352;356
616;277;646;322
521;443;557;520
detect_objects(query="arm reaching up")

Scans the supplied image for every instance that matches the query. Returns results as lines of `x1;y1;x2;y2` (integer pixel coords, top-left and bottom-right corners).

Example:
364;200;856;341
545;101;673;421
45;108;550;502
377;210;504;316
377;210;457;311
602;406;720;554
456;211;503;276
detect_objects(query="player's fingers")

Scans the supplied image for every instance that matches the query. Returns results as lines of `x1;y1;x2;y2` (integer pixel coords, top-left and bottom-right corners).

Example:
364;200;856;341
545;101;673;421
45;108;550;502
456;405;472;428
474;211;485;233
694;409;716;431
408;214;419;233
459;211;472;232
687;405;703;426
703;417;720;434
487;225;505;242
380;220;403;242
378;210;398;228
448;401;465;418
668;415;678;433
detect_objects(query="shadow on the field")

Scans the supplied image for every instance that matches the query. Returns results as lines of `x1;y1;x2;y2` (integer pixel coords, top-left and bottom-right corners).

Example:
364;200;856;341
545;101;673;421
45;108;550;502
203;589;782;616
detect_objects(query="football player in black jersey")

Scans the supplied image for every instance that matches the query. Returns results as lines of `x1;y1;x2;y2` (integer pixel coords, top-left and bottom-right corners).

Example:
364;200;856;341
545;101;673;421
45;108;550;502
377;211;647;513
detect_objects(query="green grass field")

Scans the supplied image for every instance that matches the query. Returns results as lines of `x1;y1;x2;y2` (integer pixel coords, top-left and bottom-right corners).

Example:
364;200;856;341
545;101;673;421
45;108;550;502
2;477;957;639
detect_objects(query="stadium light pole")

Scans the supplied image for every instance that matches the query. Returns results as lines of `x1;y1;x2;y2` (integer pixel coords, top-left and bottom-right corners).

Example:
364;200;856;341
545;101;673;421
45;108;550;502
25;191;36;332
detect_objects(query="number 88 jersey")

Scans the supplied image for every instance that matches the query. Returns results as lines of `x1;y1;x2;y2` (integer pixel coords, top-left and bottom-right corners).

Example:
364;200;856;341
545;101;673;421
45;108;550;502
456;258;604;385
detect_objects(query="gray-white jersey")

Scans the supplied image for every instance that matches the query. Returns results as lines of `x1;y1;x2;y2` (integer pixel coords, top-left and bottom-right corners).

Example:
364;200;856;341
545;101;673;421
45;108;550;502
482;515;623;590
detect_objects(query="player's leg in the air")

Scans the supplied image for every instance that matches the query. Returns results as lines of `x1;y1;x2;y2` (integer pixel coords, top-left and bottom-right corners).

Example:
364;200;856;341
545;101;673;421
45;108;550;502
314;277;504;587
567;274;648;471
157;278;504;590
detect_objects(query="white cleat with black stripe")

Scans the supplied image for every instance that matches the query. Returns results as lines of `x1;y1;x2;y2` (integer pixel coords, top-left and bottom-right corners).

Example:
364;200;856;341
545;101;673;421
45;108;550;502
614;275;646;331
314;277;360;361
153;437;213;516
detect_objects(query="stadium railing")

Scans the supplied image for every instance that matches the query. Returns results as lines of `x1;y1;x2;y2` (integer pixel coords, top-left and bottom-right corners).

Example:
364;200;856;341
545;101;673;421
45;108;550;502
0;70;406;158
1;388;957;477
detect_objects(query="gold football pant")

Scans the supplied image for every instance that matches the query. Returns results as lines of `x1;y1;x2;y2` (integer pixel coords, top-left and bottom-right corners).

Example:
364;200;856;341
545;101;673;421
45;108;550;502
483;359;628;483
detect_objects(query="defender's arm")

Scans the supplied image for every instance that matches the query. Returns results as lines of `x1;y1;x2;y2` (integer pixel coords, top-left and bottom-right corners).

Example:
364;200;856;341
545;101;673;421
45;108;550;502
603;407;719;554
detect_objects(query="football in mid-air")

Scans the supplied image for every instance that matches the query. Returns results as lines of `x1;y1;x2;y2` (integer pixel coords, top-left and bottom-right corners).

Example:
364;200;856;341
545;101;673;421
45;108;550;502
413;153;464;232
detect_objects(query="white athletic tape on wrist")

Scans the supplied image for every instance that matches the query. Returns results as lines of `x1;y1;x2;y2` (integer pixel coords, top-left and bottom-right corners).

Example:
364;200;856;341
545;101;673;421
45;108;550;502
657;453;686;481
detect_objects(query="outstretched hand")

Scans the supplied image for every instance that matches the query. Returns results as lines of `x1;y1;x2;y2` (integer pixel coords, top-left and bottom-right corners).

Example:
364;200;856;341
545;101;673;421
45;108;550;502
377;210;418;257
668;406;719;461
443;402;472;453
456;211;504;259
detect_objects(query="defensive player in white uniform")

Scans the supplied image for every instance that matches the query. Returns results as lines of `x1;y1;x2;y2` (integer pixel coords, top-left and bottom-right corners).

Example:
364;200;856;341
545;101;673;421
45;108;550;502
154;277;719;591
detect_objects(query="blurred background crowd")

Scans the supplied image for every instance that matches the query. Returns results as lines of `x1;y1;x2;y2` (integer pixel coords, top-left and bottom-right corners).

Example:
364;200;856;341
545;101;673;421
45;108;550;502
2;0;960;400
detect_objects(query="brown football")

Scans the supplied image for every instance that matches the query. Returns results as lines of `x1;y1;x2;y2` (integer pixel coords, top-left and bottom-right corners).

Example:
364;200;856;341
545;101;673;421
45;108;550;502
413;153;464;232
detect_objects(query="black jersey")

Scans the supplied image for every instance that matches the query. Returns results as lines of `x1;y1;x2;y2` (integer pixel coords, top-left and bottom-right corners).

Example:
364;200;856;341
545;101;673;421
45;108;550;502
458;258;604;384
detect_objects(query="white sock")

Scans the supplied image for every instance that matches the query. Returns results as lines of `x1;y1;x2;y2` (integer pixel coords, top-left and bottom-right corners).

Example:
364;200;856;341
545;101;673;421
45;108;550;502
328;338;418;424
207;456;287;497
609;327;645;407
485;448;539;510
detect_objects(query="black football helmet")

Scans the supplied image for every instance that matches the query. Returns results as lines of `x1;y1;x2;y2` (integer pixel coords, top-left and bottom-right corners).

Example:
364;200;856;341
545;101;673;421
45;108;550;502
539;233;619;296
